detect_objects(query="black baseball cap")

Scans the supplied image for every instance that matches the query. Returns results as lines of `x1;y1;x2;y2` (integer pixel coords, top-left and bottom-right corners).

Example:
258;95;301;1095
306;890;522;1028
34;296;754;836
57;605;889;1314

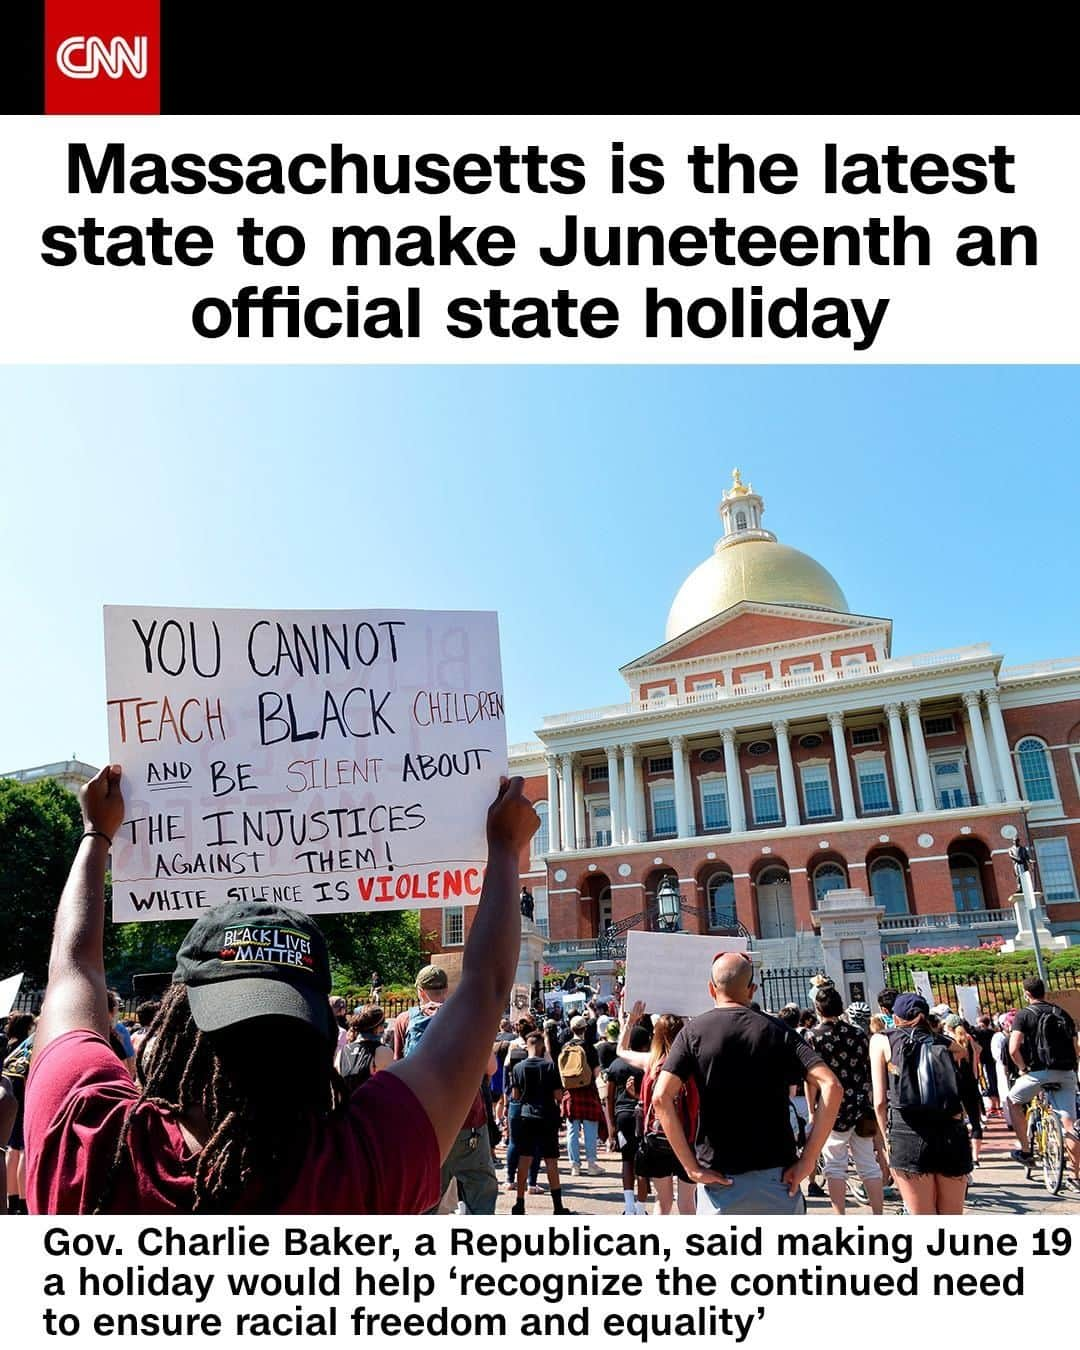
173;902;334;1041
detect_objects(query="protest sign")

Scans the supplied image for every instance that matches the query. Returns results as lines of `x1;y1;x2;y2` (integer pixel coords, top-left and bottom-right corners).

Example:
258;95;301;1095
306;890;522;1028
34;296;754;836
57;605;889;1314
104;606;506;921
911;970;934;1004
0;973;24;1018
510;984;531;1015
623;931;748;1018
955;985;981;1026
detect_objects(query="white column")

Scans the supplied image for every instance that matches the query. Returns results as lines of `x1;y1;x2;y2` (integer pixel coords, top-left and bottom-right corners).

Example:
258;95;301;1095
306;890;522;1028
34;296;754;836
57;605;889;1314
722;729;746;833
904;700;934;812
772;719;800;827
984;688;1020;801
828;711;858;820
621;744;641;842
559;753;576;850
606;745;624;844
671;734;693;839
545;754;561;852
963;692;997;807
883;703;916;815
962;706;987;802
574;764;587;849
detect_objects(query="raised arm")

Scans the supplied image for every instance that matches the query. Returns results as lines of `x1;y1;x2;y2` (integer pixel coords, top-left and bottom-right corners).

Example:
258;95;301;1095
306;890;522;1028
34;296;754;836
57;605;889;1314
389;777;537;1160
870;1033;890;1142
34;766;125;1056
616;1000;651;1071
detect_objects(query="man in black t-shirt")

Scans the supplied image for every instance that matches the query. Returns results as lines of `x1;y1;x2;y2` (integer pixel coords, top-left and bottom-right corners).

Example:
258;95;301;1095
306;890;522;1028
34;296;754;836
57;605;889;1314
510;1033;568;1215
1006;976;1079;1180
606;1025;651;1214
653;951;842;1215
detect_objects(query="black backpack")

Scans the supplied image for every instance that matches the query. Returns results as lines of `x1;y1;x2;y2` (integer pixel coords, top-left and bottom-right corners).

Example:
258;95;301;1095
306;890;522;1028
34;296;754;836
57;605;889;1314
1032;1004;1077;1071
896;1030;961;1117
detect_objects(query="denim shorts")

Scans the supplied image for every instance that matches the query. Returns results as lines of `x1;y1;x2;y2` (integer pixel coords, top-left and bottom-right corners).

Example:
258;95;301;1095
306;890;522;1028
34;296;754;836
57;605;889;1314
696;1167;806;1216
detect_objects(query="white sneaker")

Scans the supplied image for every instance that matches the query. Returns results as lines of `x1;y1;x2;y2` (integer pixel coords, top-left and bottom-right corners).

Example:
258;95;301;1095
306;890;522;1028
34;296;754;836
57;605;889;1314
570;1165;581;1177
586;1162;603;1176
633;1202;648;1215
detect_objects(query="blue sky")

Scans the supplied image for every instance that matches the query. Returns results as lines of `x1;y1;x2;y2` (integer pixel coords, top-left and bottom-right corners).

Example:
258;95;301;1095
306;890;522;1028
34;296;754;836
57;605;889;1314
2;365;1077;771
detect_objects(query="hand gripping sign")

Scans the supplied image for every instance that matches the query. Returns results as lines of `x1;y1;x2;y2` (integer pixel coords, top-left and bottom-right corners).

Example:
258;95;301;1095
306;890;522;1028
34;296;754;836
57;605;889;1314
104;606;506;921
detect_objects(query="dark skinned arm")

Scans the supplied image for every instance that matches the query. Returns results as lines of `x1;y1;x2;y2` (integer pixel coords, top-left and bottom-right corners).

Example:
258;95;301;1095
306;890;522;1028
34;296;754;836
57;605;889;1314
390;777;538;1161
35;766;126;1057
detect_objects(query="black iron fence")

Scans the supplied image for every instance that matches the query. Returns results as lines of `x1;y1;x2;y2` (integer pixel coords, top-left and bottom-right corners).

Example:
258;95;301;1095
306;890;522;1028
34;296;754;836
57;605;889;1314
759;967;820;1011
884;959;1080;1016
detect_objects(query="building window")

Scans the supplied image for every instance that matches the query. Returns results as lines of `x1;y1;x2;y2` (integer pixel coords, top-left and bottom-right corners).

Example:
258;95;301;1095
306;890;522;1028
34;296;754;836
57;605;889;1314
739;671;767;688
531;800;549;857
747;740;771;756
950;853;984;912
800;763;834;820
932;755;969;808
840;653;868;668
870;857;909;915
647;687;670;701
850;726;881;747
883;940;910;956
651;785;676;837
1034;838;1078;902
587;764;609;782
786;662;816;680
587;800;612;848
648;755;673;774
442;906;464;946
750;771;782;825
700;778;730;832
799;733;824;749
923;714;956;736
533;886;549;938
1016;737;1057;803
855;755;891;812
706;871;735;927
735;510;747;530
813;862;847;906
692;678;717;692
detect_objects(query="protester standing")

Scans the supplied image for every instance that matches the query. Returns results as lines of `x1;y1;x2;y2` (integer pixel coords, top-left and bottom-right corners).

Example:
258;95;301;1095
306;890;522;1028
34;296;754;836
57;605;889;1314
510;1032;568;1214
870;992;971;1215
653;952;841;1215
1005;977;1079;1183
619;1004;698;1215
559;1016;603;1176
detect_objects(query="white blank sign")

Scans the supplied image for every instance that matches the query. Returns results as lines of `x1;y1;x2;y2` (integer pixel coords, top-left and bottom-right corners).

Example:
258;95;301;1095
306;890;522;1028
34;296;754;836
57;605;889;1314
0;973;24;1019
623;931;748;1019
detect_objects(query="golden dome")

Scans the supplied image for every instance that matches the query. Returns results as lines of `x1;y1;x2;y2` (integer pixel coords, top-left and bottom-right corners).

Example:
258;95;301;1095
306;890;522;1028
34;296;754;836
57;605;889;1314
665;538;849;641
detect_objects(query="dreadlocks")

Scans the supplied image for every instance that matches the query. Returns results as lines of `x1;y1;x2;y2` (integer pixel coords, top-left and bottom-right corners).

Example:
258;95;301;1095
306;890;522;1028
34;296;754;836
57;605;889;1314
94;983;345;1214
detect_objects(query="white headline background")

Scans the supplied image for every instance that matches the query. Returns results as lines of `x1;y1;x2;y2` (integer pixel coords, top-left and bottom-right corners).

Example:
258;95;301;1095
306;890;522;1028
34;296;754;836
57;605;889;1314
3;1215;1076;1348
0;114;1077;362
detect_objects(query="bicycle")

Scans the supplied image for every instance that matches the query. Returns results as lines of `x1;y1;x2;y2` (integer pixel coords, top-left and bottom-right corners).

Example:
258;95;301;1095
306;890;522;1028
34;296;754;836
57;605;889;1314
1023;1087;1065;1196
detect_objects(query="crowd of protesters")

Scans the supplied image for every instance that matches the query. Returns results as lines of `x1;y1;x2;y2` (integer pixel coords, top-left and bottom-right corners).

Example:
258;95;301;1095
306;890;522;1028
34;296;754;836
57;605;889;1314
2;764;1078;1217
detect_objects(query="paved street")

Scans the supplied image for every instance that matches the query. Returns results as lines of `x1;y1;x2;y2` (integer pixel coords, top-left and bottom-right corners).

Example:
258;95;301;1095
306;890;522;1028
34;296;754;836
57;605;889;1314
478;1113;1080;1216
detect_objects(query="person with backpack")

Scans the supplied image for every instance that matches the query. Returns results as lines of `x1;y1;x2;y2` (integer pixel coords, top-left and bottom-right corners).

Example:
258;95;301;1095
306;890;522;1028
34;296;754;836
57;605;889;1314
337;1006;392;1093
558;1016;603;1176
869;992;970;1214
392;963;500;1214
1005;976;1079;1182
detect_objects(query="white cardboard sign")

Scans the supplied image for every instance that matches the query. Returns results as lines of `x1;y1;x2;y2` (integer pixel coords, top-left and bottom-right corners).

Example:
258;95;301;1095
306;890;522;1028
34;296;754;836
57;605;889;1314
104;606;506;921
955;985;981;1025
623;930;749;1019
0;973;24;1019
911;970;934;1004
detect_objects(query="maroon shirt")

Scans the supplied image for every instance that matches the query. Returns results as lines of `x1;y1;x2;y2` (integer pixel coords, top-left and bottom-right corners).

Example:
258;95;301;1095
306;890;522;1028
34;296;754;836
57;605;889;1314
26;1030;439;1215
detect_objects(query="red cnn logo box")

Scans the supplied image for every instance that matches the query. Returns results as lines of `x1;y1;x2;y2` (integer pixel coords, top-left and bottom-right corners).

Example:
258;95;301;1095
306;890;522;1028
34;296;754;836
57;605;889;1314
46;0;160;113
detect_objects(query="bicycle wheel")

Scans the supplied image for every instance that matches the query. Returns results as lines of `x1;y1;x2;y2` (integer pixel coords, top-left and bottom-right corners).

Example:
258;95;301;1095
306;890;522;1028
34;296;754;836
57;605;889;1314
1042;1108;1065;1195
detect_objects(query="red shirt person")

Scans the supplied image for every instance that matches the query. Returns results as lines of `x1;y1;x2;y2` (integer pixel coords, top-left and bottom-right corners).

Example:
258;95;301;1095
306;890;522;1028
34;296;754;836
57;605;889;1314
24;765;537;1214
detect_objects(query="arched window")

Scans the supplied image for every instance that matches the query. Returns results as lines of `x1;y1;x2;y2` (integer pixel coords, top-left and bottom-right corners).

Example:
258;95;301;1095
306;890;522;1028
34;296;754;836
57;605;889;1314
531;800;549;857
950;852;984;912
870;857;909;915
1016;737;1057;802
812;861;847;906
735;509;748;530
706;871;735;927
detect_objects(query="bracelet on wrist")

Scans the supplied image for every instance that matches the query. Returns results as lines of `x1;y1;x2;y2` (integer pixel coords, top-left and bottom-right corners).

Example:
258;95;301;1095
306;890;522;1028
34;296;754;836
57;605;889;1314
82;829;113;845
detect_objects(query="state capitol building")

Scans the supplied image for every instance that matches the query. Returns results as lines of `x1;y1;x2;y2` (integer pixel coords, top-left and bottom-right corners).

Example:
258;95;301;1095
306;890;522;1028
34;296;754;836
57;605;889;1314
422;470;1080;970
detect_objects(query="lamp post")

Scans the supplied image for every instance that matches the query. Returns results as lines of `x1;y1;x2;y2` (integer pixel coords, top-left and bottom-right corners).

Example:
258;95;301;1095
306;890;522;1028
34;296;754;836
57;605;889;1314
1009;843;1049;985
656;877;682;932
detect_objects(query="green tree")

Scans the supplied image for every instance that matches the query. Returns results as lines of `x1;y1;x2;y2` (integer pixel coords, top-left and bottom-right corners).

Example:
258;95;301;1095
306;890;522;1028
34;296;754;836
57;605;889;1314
0;777;83;985
321;911;424;991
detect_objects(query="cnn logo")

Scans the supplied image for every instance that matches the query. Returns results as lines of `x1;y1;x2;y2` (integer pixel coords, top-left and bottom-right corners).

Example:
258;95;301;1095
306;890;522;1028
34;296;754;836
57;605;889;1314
56;35;149;80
